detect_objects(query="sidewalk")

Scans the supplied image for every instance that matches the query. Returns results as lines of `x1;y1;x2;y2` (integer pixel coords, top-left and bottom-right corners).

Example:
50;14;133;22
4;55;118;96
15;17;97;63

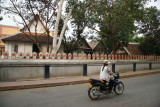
0;69;160;91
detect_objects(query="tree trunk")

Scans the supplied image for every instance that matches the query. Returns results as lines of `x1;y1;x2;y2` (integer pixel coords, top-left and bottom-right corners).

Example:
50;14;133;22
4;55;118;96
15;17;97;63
111;17;117;55
47;35;49;53
36;42;42;52
52;0;74;54
112;38;116;55
57;6;74;52
52;0;63;54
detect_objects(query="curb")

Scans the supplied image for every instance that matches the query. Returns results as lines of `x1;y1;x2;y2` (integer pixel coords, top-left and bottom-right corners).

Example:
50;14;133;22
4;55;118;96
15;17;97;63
0;70;160;91
0;80;89;91
120;70;160;78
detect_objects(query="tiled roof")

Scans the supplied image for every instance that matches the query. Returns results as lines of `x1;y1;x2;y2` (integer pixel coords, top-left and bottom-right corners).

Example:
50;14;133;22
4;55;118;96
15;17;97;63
1;32;53;43
126;43;143;55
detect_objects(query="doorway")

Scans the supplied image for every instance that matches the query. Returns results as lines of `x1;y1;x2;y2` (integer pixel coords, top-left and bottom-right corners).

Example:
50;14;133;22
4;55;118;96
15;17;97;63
33;44;40;53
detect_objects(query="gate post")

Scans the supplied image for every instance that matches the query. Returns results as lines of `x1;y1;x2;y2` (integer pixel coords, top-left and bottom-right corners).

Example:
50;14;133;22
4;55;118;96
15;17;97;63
45;65;50;78
133;63;136;72
83;64;87;76
149;62;152;70
112;63;115;73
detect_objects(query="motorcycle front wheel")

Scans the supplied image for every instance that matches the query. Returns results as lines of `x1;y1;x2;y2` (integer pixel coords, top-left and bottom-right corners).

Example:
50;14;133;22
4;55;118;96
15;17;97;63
88;86;100;100
114;82;124;95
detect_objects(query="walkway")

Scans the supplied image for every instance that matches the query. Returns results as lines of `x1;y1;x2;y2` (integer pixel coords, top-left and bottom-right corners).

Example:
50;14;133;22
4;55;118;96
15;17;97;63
0;69;160;91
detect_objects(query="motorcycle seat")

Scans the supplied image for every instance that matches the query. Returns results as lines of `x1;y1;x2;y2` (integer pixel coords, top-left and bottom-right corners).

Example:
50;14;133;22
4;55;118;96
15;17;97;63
90;78;104;83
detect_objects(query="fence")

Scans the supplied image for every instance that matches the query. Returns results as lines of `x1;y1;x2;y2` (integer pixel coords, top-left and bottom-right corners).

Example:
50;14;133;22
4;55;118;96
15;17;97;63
0;59;160;81
2;51;160;61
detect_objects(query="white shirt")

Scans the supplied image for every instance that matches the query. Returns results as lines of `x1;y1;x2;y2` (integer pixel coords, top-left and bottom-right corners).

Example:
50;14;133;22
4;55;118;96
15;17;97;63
99;66;115;81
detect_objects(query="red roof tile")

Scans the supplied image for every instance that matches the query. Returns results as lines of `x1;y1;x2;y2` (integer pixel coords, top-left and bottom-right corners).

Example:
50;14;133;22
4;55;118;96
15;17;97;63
126;43;143;55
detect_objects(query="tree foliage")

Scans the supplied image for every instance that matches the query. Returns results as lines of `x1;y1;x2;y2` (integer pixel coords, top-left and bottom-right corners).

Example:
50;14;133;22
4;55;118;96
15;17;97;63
71;0;150;55
62;1;91;53
129;32;144;43
139;7;160;55
92;0;150;54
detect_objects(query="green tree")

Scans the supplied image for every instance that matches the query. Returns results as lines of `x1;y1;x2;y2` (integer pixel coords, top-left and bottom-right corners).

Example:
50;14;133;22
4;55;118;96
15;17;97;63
62;1;91;54
129;32;144;43
139;7;160;55
74;0;150;55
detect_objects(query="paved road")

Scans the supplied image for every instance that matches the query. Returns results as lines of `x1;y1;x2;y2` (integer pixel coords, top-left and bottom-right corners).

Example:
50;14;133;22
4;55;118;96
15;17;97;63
0;74;160;107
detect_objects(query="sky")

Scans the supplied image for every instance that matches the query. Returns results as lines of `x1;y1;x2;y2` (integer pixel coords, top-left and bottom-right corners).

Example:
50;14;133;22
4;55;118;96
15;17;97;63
0;0;160;27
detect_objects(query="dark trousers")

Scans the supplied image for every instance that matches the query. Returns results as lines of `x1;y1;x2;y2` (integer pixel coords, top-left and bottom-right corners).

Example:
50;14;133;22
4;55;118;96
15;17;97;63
109;79;114;91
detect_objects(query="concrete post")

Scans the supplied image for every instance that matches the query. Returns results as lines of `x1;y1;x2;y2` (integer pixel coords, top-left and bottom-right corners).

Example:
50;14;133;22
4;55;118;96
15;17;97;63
83;54;87;60
73;53;77;60
149;62;152;70
92;54;95;60
11;52;16;59
68;53;72;60
104;54;107;59
112;63;115;73
32;52;37;59
39;52;43;59
45;65;50;78
88;54;91;60
45;52;50;59
26;52;30;59
83;64;87;76
133;63;136;72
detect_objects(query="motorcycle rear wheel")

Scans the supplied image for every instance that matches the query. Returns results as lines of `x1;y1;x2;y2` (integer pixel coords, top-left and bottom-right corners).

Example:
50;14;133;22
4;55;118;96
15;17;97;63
88;86;100;100
115;82;124;95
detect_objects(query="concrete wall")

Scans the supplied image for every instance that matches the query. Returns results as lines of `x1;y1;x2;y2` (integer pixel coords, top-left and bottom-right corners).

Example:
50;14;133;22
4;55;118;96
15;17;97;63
115;64;133;73
0;60;160;81
152;63;160;69
0;65;44;81
50;65;83;77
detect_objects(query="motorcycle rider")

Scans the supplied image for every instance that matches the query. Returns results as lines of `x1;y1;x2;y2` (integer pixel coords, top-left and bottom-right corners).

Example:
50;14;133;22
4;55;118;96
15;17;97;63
99;60;117;93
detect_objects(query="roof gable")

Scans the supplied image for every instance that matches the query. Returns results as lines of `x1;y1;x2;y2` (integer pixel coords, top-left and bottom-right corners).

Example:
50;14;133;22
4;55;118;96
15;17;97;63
88;41;99;49
78;38;92;50
116;43;143;55
20;15;46;34
88;41;107;51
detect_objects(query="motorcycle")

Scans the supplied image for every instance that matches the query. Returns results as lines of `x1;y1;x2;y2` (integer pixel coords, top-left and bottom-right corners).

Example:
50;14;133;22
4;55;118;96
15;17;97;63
88;72;124;100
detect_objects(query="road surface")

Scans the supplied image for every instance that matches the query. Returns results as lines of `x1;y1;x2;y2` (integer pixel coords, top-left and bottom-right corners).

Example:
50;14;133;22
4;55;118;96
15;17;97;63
0;73;160;107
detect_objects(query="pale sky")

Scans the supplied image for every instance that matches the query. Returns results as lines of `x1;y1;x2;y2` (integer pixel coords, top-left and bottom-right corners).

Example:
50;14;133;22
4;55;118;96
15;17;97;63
0;0;160;27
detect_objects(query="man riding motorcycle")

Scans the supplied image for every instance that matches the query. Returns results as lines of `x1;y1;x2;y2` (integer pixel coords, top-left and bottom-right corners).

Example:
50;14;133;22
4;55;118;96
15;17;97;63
99;60;117;93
